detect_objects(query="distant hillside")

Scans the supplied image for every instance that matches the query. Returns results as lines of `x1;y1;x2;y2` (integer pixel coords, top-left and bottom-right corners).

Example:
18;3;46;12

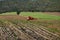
0;0;60;13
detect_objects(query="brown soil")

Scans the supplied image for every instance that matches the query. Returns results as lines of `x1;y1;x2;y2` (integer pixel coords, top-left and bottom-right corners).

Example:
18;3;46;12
44;12;60;16
0;15;37;21
0;15;27;20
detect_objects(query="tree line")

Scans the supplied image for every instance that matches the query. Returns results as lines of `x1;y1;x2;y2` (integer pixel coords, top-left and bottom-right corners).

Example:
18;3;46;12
0;0;60;15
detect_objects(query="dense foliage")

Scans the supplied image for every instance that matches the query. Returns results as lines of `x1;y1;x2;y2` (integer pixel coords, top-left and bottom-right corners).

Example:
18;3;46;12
0;0;60;13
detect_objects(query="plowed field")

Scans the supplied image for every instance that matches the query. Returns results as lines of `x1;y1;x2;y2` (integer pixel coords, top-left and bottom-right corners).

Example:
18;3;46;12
0;15;60;40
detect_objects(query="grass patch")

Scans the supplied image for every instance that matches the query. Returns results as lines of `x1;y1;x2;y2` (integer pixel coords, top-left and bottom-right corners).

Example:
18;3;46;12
0;12;17;15
20;12;60;20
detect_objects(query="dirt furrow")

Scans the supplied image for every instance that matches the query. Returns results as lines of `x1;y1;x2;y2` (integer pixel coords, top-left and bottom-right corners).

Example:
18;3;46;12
4;21;36;40
9;20;48;40
20;23;50;39
13;20;60;40
0;26;18;40
0;21;20;40
6;20;48;40
26;22;60;40
18;24;47;40
3;20;60;40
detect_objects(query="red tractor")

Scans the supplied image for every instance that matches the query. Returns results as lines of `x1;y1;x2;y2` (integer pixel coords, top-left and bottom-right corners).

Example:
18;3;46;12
27;16;36;21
